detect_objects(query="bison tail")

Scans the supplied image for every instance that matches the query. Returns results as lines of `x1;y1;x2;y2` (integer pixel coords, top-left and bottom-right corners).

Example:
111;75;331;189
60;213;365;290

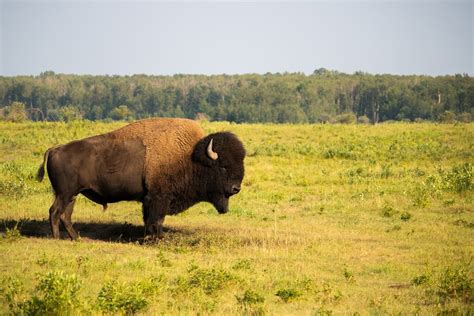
37;148;52;182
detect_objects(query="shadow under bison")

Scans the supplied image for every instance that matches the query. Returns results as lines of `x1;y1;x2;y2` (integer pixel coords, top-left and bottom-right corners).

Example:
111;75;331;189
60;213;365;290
0;219;189;243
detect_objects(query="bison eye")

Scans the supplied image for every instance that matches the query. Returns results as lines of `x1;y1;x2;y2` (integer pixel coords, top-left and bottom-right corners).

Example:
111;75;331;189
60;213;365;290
219;167;227;174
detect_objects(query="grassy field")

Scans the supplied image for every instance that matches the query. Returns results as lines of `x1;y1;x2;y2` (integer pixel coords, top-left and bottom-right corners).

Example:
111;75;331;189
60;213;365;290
0;121;472;315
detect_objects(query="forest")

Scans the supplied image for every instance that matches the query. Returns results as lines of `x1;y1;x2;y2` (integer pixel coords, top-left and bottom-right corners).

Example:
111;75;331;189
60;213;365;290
0;69;473;123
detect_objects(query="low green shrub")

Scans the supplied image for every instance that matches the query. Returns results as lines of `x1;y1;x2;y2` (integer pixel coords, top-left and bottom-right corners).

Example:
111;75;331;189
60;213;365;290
187;267;235;295
236;289;265;315
412;273;430;286
332;113;357;124
275;288;300;302
412;163;472;206
436;266;473;304
381;205;397;218
1;222;22;241
96;277;163;315
97;281;147;314
400;212;412;221
441;163;472;193
2;271;82;315
0;178;37;199
236;289;265;305
232;259;253;271
412;265;473;306
1;277;24;313
343;267;355;283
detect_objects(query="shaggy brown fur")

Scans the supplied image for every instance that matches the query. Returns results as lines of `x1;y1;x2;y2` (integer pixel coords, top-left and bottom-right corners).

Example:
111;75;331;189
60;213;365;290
111;118;205;191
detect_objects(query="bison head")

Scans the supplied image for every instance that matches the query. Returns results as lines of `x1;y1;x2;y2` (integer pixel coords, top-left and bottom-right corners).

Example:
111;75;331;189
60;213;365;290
192;132;246;214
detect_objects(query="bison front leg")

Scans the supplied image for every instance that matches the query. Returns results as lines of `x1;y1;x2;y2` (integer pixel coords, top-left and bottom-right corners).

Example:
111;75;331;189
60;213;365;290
143;195;169;241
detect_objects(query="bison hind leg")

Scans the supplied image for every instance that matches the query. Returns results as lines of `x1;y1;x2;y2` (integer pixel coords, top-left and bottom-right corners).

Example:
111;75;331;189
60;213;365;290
49;198;61;239
49;195;75;239
60;199;79;240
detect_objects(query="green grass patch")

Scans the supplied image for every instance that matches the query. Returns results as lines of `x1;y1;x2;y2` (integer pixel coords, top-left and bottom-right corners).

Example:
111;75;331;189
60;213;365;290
0;121;472;314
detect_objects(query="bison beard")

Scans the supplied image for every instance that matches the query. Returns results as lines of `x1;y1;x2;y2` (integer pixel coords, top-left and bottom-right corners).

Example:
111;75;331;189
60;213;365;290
37;118;245;240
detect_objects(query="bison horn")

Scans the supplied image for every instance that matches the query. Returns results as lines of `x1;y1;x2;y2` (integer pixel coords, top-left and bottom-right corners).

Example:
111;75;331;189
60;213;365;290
206;139;218;160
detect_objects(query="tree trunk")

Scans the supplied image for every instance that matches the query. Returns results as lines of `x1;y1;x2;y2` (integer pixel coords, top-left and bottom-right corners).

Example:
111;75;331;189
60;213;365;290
373;102;379;124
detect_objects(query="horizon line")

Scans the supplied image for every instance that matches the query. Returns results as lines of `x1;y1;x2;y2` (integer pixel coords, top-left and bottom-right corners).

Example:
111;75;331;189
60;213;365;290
1;69;472;78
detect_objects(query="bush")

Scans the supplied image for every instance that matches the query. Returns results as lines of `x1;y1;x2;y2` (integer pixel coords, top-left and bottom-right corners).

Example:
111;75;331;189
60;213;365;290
412;186;430;208
317;114;331;123
332;113;357;124
322;147;356;160
425;163;473;194
439;111;456;123
0;178;37;199
275;288;301;302
232;259;252;270
436;266;473;304
400;212;412;221
236;289;265;315
97;281;146;314
187;267;235;295
381;205;397;218
236;289;265;305
412;163;472;206
456;112;472;123
2;222;22;241
441;163;472;193
380;164;393;178
412;273;430;286
1;273;163;315
58;106;83;122
412;265;473;305
96;278;161;315
357;115;370;124
1;277;24;313
13;271;82;315
1;102;27;122
343;267;355;282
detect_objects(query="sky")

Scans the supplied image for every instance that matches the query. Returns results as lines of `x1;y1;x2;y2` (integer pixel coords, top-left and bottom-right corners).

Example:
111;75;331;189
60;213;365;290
0;1;472;76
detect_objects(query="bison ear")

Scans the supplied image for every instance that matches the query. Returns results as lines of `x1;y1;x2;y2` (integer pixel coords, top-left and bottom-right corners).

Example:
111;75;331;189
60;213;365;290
192;137;218;166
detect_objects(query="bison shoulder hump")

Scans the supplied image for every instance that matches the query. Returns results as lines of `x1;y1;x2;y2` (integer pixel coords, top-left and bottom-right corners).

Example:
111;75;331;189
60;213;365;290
110;118;205;187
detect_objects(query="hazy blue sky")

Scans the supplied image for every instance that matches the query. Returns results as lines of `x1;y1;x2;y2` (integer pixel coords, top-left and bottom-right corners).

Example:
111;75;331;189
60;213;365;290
1;1;472;76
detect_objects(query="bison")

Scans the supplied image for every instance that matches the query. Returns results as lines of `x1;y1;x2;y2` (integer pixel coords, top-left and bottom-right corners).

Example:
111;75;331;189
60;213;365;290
37;118;246;240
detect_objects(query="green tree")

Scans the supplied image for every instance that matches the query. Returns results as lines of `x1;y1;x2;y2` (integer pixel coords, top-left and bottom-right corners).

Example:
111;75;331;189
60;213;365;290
58;105;83;122
276;104;308;123
110;105;133;120
0;71;472;124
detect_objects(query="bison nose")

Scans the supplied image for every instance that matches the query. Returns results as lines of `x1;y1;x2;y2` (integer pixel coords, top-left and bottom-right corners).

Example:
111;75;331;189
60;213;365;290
232;185;241;194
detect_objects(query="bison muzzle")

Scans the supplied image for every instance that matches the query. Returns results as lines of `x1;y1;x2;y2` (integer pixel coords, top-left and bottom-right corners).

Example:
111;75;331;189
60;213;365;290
37;118;246;240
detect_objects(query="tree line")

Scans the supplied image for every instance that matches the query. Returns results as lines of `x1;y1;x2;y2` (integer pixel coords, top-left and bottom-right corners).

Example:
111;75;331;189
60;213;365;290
0;69;472;123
